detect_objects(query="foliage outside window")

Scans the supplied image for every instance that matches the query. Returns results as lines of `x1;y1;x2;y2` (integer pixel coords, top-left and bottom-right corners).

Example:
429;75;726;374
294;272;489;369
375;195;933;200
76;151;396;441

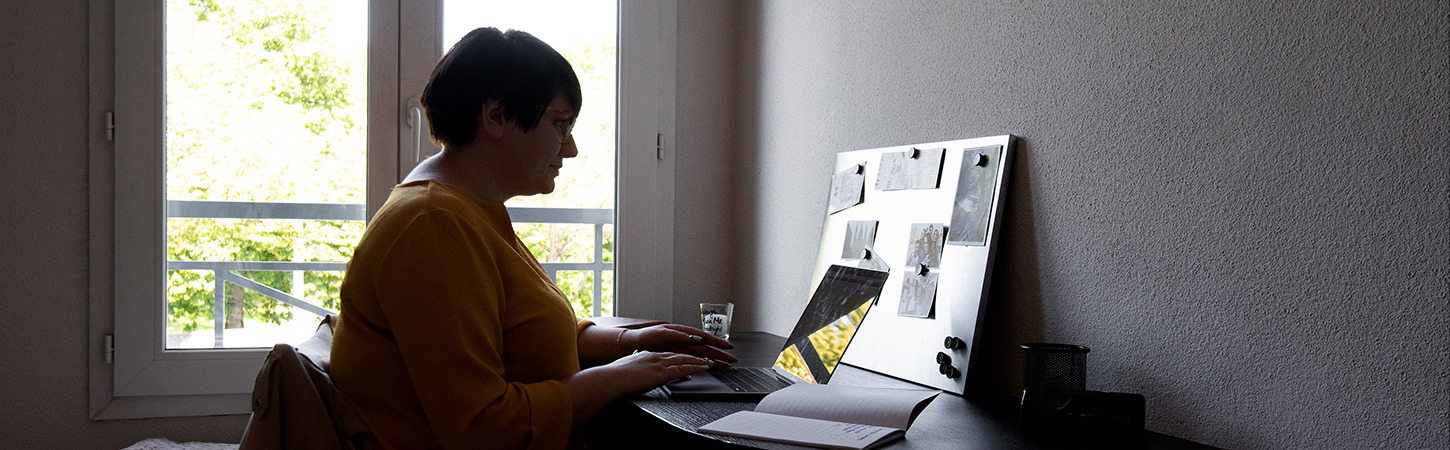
165;0;364;347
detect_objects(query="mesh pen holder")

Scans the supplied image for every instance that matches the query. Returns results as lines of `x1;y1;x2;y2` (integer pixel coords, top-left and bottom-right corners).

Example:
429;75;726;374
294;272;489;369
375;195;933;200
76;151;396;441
1019;343;1090;436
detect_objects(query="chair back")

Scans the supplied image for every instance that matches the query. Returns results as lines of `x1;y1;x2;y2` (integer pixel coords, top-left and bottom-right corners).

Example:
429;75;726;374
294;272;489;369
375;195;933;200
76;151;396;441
239;315;374;450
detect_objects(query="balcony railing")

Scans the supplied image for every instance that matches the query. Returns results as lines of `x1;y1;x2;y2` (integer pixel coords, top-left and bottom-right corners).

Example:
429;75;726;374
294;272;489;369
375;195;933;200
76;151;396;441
167;200;614;348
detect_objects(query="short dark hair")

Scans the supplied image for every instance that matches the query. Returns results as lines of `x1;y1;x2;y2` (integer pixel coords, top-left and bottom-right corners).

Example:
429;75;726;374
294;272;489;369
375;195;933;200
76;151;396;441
420;28;582;148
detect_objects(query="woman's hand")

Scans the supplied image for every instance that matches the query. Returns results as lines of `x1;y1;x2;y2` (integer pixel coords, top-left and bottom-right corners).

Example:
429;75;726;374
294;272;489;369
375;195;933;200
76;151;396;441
622;324;739;366
563;350;714;426
601;351;715;394
565;324;737;427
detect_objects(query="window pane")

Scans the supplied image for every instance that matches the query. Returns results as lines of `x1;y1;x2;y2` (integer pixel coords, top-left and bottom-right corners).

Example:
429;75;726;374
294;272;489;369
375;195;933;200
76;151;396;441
555;270;614;318
442;2;617;209
602;223;613;263
443;1;617;210
165;0;366;349
165;273;331;349
445;1;618;317
513;223;598;263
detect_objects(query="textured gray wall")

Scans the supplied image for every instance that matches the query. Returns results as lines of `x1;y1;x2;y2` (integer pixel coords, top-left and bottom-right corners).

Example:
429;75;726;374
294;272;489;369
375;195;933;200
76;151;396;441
674;1;1448;448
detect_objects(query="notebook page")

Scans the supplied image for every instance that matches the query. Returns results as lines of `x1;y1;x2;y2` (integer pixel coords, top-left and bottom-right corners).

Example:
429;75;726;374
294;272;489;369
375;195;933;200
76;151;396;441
698;411;904;450
754;383;940;430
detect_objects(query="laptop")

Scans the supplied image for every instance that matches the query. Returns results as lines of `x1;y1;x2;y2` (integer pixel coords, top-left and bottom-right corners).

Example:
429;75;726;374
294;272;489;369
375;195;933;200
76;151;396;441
662;265;890;400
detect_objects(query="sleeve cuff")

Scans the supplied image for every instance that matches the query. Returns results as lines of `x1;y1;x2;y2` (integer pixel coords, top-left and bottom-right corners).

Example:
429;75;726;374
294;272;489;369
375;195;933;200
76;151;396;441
524;379;574;450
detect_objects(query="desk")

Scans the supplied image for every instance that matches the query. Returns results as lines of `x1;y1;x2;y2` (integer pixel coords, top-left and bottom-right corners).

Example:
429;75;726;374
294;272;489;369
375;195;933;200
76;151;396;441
618;332;1219;449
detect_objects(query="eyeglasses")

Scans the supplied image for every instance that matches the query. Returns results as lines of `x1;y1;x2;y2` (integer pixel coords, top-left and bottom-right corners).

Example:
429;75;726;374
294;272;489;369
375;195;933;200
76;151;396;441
544;107;577;138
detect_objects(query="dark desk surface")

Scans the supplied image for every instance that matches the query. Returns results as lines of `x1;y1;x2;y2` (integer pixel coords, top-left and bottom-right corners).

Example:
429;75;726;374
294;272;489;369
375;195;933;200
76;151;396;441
622;332;1219;450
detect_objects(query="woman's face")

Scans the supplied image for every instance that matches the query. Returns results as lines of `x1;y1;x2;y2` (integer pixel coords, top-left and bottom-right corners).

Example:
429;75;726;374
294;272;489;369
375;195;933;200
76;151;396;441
498;95;579;197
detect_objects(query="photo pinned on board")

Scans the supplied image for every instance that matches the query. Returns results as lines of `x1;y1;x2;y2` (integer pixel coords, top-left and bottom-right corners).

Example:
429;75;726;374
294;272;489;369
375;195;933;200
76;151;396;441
841;220;879;260
904;223;946;269
898;264;939;318
947;145;1002;246
858;245;890;272
875;147;945;191
828;163;867;214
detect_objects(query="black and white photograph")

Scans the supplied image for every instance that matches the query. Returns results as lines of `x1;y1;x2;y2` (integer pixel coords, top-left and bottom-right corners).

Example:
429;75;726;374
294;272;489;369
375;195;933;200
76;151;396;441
946;145;1001;246
897;270;939;318
904;223;946;269
840;220;879;259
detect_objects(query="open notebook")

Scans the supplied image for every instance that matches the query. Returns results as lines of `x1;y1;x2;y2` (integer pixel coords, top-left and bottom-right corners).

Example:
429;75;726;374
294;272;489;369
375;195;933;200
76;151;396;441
663;265;890;400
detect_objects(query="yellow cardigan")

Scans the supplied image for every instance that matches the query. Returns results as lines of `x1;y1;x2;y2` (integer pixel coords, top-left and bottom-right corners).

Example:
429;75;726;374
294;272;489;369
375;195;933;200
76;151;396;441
332;180;588;449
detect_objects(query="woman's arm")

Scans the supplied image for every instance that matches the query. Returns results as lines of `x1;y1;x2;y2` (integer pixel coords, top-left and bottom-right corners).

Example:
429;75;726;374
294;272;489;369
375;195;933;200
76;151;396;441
575;324;632;365
560;351;715;427
569;323;740;427
577;323;738;366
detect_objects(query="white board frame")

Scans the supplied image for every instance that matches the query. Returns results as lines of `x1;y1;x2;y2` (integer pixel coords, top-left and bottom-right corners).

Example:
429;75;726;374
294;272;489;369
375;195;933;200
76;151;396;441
812;135;1014;394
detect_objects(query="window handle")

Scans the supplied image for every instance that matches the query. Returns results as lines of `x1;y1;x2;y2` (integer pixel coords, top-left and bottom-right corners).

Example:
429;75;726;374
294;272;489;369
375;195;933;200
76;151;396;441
407;103;425;163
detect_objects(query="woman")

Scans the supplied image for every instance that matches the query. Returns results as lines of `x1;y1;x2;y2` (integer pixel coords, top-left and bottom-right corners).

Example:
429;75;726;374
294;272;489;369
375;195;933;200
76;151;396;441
330;28;736;449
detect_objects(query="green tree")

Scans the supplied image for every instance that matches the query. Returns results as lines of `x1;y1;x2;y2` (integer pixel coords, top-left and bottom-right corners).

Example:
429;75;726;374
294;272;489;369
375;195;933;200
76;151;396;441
166;0;363;335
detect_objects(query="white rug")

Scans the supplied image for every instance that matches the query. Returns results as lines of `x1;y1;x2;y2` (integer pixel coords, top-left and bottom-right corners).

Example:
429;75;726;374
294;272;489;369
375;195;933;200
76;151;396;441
123;438;239;450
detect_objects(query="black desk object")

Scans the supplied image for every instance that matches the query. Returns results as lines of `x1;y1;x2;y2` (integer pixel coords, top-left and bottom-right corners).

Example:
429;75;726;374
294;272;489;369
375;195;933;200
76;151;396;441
619;332;1219;450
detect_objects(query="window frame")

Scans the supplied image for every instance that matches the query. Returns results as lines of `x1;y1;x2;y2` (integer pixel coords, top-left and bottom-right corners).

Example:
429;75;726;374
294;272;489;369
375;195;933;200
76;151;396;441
89;0;676;419
614;0;677;322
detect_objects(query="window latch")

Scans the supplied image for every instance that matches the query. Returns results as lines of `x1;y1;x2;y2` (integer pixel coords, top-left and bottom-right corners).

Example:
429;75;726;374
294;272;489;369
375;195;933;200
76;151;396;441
104;334;115;364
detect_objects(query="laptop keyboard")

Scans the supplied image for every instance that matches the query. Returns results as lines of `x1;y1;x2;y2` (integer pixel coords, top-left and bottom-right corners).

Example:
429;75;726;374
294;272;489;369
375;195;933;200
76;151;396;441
713;368;795;392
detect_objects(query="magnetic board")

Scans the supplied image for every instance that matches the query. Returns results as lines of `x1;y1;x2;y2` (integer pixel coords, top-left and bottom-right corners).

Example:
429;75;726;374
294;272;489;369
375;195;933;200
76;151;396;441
809;135;1014;394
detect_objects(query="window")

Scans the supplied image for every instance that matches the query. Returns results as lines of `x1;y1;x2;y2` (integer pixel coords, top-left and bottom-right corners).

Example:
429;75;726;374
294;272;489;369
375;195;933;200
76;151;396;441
161;0;368;351
397;1;683;323
91;0;676;419
441;1;621;317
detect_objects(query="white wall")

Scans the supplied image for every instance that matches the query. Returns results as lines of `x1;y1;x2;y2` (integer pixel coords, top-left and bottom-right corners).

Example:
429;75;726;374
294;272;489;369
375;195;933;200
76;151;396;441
672;1;750;332
670;1;1449;448
0;1;252;448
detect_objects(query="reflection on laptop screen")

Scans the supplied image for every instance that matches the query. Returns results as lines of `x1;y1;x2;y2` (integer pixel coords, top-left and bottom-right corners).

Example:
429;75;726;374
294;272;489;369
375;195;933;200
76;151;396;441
771;265;888;384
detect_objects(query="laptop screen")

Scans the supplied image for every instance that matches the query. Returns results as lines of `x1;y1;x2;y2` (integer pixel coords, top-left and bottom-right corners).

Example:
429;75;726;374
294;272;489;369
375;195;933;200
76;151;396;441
771;265;890;384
